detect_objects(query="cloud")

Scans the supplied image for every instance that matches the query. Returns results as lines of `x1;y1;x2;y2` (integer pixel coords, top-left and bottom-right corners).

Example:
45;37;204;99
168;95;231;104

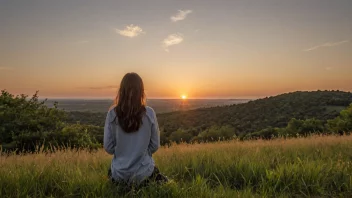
79;86;118;90
325;67;333;71
115;24;144;38
304;40;350;52
162;34;183;52
171;10;193;22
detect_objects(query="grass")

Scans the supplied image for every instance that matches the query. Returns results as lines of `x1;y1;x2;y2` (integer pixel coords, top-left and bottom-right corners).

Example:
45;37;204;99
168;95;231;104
1;135;352;197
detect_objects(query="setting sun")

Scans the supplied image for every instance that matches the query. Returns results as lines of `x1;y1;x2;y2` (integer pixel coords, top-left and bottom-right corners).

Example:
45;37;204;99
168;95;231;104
181;95;187;99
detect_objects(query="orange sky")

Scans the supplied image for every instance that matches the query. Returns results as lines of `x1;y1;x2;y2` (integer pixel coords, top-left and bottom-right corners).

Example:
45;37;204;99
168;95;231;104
1;0;352;99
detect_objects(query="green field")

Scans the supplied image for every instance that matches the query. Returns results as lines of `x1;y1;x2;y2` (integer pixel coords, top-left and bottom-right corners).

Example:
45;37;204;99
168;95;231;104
1;135;352;198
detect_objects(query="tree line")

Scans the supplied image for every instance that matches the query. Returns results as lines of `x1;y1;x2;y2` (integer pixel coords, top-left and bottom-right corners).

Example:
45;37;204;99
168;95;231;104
1;90;352;152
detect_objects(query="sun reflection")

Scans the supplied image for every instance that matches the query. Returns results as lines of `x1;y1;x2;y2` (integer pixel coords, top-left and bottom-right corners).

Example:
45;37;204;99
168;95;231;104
181;95;187;100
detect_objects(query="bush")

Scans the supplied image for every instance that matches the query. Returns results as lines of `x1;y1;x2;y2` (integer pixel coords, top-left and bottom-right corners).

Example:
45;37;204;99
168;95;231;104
169;129;193;143
197;125;236;142
285;118;324;136
245;127;280;140
0;90;99;152
326;104;352;134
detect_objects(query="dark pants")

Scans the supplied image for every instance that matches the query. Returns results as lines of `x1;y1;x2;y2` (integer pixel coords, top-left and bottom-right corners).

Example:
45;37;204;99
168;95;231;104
108;166;168;187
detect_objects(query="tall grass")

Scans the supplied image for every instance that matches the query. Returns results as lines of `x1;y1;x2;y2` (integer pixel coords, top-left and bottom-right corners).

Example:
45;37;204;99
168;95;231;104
1;135;352;197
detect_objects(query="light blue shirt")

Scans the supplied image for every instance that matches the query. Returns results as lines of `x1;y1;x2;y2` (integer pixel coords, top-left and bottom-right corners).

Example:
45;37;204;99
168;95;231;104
104;106;160;184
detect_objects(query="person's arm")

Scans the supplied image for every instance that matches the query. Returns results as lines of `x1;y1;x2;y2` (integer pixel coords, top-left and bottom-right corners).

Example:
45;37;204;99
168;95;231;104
104;111;115;155
148;110;160;155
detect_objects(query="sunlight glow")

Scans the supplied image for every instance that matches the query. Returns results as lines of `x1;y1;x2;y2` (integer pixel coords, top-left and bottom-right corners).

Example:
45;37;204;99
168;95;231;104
181;95;187;99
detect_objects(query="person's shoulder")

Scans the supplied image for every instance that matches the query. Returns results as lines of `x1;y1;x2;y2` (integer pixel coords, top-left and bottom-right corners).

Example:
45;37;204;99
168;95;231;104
145;106;157;123
108;105;116;114
146;106;156;115
106;106;117;122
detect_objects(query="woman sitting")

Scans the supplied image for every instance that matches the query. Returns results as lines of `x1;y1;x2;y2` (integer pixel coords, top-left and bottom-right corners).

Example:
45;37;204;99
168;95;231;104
104;72;168;186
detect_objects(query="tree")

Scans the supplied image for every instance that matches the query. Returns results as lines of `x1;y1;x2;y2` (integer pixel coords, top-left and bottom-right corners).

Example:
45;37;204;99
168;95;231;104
197;125;236;142
0;90;99;152
169;129;192;143
327;104;352;134
285;118;324;136
244;127;280;140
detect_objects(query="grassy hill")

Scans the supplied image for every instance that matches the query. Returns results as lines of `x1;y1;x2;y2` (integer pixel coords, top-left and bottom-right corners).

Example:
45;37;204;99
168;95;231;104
1;135;352;197
64;90;352;144
158;90;352;136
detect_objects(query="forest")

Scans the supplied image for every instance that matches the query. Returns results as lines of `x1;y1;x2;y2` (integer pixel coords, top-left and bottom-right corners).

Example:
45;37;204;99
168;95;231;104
1;90;352;152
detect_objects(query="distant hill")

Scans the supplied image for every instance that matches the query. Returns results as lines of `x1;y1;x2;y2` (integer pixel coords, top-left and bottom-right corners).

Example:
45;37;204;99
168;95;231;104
157;90;352;136
48;99;248;113
65;99;249;126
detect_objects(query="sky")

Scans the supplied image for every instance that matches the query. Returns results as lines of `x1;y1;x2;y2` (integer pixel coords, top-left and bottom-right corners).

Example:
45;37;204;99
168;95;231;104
0;0;352;99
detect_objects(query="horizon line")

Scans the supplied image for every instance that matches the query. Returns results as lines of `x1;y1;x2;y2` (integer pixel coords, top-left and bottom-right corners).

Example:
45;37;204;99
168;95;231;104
30;89;352;100
42;97;255;100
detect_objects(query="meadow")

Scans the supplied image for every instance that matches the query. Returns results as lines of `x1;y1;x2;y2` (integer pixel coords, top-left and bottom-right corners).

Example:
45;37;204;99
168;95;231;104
1;135;352;198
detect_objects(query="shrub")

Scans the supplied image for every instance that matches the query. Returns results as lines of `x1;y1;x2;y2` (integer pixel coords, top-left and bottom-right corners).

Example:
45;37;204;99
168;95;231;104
284;118;324;136
245;127;280;140
326;103;352;134
0;90;99;152
197;125;236;142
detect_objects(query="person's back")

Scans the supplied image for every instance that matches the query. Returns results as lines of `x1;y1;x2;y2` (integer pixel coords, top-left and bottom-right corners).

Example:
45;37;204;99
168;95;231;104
103;72;167;185
104;106;159;183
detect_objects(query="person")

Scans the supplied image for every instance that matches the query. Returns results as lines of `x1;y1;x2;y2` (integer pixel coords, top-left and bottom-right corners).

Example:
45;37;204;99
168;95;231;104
104;72;168;187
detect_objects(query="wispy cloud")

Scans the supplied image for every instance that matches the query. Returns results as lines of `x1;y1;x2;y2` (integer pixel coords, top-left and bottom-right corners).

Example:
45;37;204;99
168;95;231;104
162;34;183;52
304;40;350;52
171;10;193;22
79;86;118;90
115;24;144;38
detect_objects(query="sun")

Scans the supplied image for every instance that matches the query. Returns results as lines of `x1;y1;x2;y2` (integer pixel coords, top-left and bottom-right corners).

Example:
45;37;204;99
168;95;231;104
181;95;187;100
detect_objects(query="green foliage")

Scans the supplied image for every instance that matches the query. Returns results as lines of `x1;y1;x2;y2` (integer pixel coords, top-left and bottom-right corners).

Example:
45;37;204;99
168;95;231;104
196;125;236;142
1;89;352;196
245;118;326;140
0;90;65;150
66;111;106;126
164;125;237;144
3;90;351;151
285;118;325;136
169;129;193;143
48;124;101;150
159;127;168;145
326;104;352;134
156;91;352;138
244;127;281;140
64;91;352;144
0;90;100;152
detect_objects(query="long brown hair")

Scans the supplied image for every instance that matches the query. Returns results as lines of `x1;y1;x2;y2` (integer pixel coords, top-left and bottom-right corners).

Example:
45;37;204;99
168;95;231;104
113;73;146;133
